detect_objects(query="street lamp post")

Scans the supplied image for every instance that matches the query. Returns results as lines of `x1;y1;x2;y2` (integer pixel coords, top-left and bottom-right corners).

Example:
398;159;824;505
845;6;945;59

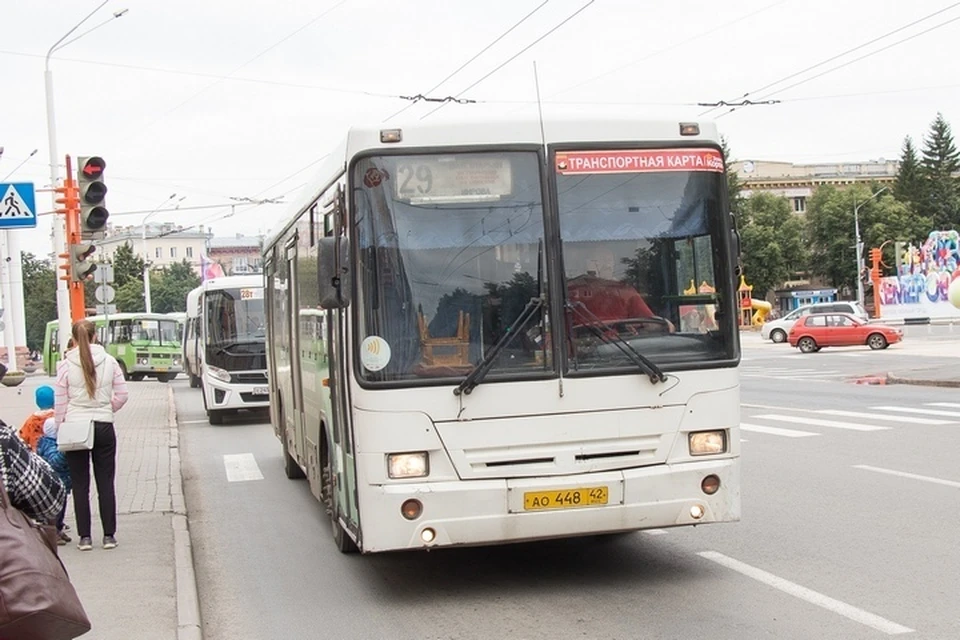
142;195;179;313
854;185;888;308
45;1;127;352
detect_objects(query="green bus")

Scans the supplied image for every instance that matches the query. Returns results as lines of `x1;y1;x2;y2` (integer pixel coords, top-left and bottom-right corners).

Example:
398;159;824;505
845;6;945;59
43;313;184;381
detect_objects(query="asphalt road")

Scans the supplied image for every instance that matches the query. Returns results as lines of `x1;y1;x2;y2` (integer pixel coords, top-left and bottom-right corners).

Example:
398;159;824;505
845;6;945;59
175;331;960;640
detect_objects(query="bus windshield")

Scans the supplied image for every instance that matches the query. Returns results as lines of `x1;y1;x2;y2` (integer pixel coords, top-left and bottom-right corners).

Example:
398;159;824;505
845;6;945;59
128;319;181;346
205;288;267;346
352;147;735;385
555;148;735;370
354;151;548;384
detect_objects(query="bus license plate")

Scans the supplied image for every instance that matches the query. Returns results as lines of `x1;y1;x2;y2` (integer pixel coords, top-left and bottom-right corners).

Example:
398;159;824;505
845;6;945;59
155;368;167;373
523;486;609;511
252;386;268;396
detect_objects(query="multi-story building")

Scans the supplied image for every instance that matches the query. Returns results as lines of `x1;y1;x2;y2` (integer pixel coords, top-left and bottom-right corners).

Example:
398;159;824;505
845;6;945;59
731;158;899;215
207;234;264;275
96;222;213;275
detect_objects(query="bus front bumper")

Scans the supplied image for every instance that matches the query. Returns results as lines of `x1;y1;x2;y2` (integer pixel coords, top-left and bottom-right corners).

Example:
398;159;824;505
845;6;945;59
204;376;270;410
359;458;740;553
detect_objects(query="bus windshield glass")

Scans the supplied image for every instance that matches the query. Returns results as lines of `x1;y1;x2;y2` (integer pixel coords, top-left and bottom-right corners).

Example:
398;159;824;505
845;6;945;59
353;151;550;384
205;288;267;346
555;147;735;369
128;319;181;346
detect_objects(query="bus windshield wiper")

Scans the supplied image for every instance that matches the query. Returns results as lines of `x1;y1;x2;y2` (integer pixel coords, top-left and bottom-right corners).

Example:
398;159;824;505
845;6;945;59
454;295;544;396
566;301;666;384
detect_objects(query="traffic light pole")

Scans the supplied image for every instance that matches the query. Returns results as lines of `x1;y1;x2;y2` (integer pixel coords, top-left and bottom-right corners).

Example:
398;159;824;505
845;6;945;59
64;157;87;322
55;156;87;323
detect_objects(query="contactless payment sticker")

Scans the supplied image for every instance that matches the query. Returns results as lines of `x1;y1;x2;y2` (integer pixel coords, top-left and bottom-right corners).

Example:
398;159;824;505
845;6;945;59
360;336;391;371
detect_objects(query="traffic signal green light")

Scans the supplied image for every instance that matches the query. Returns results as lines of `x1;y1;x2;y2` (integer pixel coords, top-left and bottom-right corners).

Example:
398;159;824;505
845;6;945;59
77;156;108;240
69;242;97;282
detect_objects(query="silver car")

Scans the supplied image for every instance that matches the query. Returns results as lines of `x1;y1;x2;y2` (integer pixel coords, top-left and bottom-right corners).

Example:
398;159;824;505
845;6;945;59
760;301;868;343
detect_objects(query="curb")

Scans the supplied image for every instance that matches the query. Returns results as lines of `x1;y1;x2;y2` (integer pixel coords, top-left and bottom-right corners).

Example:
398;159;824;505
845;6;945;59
168;386;203;640
885;374;960;389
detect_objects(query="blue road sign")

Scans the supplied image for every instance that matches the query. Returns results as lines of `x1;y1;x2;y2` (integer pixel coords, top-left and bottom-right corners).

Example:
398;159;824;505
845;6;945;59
0;183;37;228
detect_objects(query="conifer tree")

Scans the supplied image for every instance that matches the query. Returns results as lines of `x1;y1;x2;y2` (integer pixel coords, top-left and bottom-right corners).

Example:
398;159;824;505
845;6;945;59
919;113;960;229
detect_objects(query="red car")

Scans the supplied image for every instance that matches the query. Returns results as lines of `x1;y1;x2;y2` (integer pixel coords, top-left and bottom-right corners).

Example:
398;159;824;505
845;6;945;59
787;313;903;353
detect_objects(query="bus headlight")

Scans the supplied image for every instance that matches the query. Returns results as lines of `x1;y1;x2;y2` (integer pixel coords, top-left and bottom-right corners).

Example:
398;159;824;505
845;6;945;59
688;430;727;456
207;365;232;383
387;452;429;479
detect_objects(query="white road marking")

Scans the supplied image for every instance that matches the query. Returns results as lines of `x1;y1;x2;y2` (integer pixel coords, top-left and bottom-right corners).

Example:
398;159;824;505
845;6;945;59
179;419;209;425
872;406;958;418
741;423;820;438
643;529;668;536
816;409;954;425
853;465;960;489
926;402;960;409
752;414;889;432
698;551;914;635
223;453;264;482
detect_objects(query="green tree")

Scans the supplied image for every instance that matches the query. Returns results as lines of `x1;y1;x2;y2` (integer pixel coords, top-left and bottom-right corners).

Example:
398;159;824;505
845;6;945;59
919;112;960;229
738;192;807;298
806;184;929;291
894;136;923;209
111;241;145;288
149;260;201;313
114;280;145;313
21;253;58;352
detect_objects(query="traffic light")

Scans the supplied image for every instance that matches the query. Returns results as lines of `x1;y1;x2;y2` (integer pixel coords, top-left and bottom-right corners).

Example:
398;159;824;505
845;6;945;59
76;156;108;240
59;243;97;282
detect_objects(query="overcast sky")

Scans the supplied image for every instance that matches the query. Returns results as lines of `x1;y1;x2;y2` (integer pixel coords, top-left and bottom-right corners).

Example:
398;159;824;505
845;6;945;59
3;0;959;259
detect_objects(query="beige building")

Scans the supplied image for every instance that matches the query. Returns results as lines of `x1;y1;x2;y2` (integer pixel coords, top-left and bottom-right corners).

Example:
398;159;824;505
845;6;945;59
731;158;899;215
97;222;213;275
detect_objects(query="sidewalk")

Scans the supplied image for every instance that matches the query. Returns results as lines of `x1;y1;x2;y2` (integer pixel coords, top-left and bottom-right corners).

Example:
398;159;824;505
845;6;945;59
1;375;200;640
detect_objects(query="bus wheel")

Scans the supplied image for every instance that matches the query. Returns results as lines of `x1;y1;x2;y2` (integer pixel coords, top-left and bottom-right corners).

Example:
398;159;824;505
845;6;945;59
323;444;358;554
208;410;224;425
131;373;145;382
118;361;130;381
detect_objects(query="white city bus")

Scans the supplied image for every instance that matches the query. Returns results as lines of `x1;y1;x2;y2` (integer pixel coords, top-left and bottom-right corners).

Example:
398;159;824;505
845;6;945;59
183;275;269;424
263;116;741;553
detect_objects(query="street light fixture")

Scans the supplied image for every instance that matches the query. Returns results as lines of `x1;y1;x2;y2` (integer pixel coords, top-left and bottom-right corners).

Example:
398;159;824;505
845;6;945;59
854;185;888;308
142;195;186;313
45;1;128;351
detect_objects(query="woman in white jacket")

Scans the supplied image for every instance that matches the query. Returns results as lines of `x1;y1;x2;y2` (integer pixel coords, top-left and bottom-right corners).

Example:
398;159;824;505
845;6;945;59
54;319;129;551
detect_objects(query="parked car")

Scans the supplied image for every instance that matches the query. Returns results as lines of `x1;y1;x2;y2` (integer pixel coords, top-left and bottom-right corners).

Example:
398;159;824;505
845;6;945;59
760;301;868;343
787;313;902;353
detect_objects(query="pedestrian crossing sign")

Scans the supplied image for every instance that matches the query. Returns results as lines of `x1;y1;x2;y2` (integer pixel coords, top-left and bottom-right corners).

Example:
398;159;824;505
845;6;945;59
0;183;37;228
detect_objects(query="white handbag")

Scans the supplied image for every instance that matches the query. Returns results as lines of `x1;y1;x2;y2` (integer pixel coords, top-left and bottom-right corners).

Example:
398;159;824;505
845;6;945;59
57;420;95;452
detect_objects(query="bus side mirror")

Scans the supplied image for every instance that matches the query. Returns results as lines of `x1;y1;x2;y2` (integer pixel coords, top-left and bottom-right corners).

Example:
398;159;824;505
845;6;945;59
318;237;352;309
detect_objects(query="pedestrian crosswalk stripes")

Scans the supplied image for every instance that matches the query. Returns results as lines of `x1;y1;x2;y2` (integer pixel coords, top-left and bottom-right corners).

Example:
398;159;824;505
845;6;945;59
740;423;819;438
871;405;958;417
752;414;889;432
816;409;953;425
740;402;958;439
